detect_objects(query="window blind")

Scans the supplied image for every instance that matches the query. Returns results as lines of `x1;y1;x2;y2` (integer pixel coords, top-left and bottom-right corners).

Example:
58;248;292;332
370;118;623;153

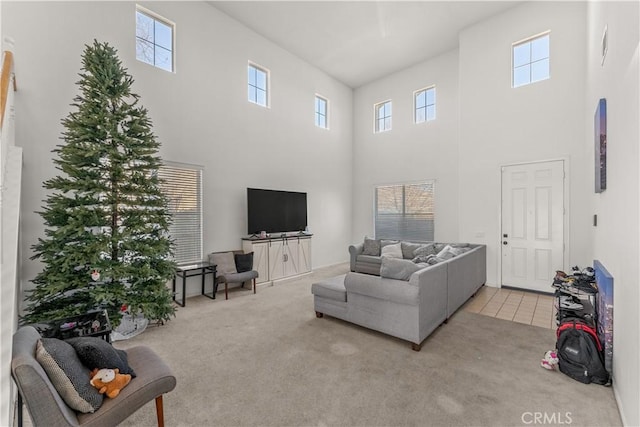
158;163;203;264
375;182;435;241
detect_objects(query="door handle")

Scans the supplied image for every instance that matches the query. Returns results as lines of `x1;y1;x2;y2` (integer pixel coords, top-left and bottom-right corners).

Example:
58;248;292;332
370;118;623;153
503;241;508;245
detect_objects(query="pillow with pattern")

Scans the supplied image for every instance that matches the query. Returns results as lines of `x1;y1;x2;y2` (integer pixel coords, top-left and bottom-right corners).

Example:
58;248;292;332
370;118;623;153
362;237;381;256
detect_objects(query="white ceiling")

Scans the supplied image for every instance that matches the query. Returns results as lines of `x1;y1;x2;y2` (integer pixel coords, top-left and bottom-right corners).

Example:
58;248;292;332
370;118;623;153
210;1;521;88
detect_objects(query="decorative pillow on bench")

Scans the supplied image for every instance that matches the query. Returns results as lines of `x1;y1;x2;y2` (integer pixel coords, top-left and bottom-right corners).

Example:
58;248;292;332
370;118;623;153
36;338;104;413
381;242;403;259
362;237;381;256
66;337;136;377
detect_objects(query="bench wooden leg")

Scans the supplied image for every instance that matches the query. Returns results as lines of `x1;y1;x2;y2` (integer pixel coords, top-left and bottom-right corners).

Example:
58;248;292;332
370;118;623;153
155;395;165;427
253;278;256;294
225;282;228;300
315;311;323;318
411;342;423;352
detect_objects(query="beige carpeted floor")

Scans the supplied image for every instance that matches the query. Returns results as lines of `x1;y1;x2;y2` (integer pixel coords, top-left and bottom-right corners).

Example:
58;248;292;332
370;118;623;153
112;263;621;427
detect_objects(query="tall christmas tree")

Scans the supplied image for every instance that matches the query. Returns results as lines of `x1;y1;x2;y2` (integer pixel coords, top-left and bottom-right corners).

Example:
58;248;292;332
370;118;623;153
23;40;176;327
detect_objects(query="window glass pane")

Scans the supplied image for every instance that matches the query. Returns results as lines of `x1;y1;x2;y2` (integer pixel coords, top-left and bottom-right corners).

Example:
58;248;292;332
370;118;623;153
155;46;172;72
385;102;392;116
256;69;266;90
375;182;434;241
415;107;425;123
378;118;385;132
318;115;326;128
426;105;436;121
426;88;435;105
531;34;549;62
513;64;530;87
136;12;154;42
384;117;391;130
136;39;154;65
155;21;172;50
158;164;203;264
513;42;531;67
531;58;550;82
416;91;426;108
248;86;257;103
256;88;266;106
248;66;256;86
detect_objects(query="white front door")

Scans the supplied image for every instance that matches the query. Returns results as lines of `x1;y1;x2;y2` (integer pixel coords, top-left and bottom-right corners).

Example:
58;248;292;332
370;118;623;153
501;160;564;293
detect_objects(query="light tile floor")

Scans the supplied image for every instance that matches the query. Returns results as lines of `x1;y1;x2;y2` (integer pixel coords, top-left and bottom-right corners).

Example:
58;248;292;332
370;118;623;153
463;286;556;329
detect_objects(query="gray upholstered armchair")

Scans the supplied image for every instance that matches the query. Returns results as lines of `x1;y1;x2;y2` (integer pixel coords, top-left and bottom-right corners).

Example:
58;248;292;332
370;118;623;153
208;250;259;300
11;326;176;427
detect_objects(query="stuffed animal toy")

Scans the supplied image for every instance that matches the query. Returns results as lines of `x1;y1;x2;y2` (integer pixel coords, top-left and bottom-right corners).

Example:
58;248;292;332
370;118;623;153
90;368;132;398
540;350;559;370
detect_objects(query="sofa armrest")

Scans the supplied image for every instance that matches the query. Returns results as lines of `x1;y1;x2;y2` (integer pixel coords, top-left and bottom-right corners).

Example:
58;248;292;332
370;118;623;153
348;243;364;272
410;263;448;339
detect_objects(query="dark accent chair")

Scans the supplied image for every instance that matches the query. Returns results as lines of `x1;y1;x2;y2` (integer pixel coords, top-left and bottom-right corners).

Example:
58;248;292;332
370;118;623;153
11;326;176;427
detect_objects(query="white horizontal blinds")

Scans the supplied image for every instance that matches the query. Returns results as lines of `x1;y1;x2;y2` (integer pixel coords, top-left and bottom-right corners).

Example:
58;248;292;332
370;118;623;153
375;182;435;241
158;163;203;263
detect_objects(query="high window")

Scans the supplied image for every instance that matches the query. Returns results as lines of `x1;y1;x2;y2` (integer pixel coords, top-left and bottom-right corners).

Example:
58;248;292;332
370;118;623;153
158;163;203;264
414;86;436;123
374;100;392;133
512;32;550;88
315;95;328;129
375;182;435;241
248;63;269;107
135;6;174;72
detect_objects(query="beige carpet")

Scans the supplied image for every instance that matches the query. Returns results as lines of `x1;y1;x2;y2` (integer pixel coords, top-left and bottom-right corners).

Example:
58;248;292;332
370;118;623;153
113;263;621;427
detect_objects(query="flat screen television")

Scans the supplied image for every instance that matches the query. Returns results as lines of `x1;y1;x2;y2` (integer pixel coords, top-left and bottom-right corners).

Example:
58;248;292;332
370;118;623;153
247;188;307;235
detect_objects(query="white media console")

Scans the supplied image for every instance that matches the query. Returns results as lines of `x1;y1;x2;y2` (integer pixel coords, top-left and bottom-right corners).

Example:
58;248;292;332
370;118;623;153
242;234;312;284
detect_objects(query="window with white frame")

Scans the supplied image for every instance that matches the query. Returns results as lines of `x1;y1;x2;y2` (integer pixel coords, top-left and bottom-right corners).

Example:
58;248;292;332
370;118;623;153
374;100;392;133
375;182;435;241
414;86;436;123
248;63;269;107
512;32;550;88
136;6;174;72
315;95;328;129
158;163;202;264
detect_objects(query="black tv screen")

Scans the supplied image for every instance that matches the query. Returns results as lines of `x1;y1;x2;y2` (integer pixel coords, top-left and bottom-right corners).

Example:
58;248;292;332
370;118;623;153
247;188;307;235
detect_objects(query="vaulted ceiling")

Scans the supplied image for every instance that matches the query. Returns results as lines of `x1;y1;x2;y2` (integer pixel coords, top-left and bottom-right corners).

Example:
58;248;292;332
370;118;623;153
210;1;520;88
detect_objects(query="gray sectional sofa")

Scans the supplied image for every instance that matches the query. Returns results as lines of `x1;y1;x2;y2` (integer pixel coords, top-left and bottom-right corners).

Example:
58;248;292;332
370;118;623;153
312;240;486;351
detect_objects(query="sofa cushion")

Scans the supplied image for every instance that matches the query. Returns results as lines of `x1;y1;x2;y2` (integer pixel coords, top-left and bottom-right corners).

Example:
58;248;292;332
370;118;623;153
380;257;427;281
357;254;383;264
381;242;403;259
36;338;103;413
401;242;424;259
362;237;381;256
311;274;347;302
344;272;420;305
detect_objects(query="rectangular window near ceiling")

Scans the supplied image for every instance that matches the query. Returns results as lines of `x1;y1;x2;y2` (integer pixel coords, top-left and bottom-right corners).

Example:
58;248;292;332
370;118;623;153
158;163;203;264
414;86;436;124
315;95;328;129
513;32;550;88
248;63;269;107
374;100;392;133
375;182;435;241
136;6;174;72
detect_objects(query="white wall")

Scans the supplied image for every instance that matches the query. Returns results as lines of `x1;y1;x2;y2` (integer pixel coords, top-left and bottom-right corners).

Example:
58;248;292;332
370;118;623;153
2;1;353;298
352;49;460;243
458;2;589;285
586;2;640;425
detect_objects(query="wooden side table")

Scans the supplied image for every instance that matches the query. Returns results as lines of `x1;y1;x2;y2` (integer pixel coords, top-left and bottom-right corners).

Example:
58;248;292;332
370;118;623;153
172;262;217;307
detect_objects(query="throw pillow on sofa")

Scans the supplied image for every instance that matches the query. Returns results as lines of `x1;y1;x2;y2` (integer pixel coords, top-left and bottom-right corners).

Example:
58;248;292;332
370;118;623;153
401;241;424;259
362;237;381;256
380;257;428;281
380;242;403;259
413;243;436;258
